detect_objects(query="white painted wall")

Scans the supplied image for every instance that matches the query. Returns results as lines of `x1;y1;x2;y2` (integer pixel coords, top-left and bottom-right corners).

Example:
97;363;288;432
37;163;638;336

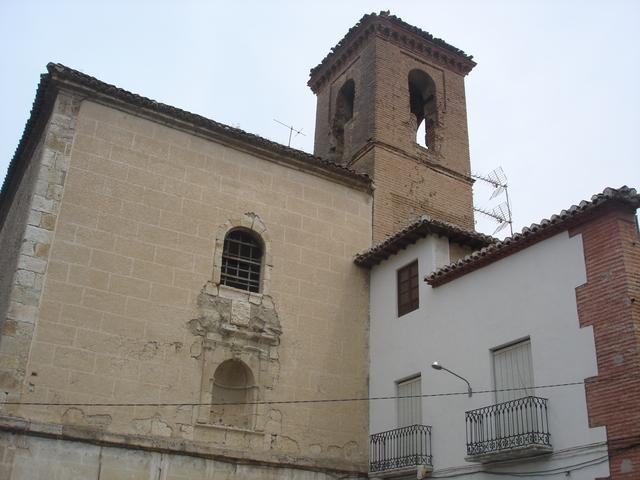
369;232;609;478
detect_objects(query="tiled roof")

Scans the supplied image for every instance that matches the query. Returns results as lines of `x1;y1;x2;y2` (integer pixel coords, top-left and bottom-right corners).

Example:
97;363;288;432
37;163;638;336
308;11;476;92
1;64;372;227
425;186;640;287
354;215;495;268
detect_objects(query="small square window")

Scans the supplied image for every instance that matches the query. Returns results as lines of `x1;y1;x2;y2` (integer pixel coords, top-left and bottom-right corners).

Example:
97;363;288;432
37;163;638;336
397;260;419;317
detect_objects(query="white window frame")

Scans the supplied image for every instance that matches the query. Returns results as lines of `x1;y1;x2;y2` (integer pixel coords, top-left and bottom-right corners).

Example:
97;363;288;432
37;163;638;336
492;338;534;404
396;374;422;428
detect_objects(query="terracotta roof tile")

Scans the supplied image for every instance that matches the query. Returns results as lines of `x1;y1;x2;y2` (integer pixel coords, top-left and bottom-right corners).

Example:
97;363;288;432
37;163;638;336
46;63;370;185
308;11;476;92
354;215;495;268
425;186;640;287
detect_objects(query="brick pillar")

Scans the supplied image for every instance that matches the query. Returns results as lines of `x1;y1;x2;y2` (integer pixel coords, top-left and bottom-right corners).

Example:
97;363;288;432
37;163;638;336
572;205;640;479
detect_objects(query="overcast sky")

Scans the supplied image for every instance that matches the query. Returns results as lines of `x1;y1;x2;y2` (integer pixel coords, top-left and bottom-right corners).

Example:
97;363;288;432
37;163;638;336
1;0;638;238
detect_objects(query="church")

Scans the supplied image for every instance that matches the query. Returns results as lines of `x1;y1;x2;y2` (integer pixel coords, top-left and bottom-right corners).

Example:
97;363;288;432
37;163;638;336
0;11;637;480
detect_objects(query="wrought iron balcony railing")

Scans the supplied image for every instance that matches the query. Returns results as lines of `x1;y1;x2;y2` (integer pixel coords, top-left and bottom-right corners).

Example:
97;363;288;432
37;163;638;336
465;396;552;461
369;424;433;473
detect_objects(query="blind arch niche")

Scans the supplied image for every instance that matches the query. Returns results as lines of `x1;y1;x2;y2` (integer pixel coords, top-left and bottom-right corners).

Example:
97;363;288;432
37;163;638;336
211;359;257;429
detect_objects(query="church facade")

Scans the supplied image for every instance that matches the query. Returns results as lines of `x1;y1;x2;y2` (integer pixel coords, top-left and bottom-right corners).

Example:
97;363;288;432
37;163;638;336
0;12;479;479
0;11;638;480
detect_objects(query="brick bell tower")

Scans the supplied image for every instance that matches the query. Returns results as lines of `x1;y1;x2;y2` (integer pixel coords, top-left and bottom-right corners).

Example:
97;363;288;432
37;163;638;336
309;12;477;241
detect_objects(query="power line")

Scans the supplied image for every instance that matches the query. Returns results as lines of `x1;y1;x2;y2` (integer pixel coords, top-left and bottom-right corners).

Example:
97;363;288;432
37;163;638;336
1;374;637;478
429;438;640;478
2;372;637;408
431;456;608;478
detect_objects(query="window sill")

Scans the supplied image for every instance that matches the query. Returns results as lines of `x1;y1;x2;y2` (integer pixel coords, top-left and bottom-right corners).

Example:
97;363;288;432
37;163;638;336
210;282;263;303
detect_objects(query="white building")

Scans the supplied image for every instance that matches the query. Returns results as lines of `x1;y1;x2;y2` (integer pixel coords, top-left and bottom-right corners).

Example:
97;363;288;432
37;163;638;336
358;187;640;479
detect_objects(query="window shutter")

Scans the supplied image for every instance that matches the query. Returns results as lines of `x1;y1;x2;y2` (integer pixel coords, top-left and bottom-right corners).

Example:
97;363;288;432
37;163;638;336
493;340;534;403
397;261;419;316
397;376;422;427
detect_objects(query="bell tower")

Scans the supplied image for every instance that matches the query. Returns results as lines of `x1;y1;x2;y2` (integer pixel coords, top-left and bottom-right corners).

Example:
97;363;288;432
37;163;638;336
309;12;477;241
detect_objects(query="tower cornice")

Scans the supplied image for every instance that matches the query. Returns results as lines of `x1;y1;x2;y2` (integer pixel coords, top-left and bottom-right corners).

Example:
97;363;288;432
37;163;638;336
308;11;477;94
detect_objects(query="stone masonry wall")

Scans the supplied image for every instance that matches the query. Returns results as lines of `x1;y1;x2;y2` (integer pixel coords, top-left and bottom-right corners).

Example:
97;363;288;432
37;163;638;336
0;138;44;331
571;206;640;479
0;92;79;408
9;99;372;472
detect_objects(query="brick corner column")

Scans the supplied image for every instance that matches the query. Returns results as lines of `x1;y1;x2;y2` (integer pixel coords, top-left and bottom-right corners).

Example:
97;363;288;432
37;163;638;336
571;205;640;479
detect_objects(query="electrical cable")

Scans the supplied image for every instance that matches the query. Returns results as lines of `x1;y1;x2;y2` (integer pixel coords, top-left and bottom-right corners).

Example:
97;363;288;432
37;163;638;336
2;371;636;408
430;456;608;478
0;373;636;478
428;438;640;478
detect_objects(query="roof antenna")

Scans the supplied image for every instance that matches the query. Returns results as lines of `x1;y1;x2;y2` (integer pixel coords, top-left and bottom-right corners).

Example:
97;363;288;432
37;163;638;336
274;119;306;147
472;167;514;236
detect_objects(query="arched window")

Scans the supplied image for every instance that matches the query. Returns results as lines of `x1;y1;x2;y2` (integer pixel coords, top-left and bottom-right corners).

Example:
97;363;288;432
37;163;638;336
220;229;263;293
408;70;437;149
332;79;355;159
211;360;256;428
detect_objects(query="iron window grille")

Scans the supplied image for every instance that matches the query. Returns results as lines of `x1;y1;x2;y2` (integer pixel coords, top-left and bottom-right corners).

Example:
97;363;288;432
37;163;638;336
397;260;419;316
369;424;433;473
465;396;551;456
220;229;263;293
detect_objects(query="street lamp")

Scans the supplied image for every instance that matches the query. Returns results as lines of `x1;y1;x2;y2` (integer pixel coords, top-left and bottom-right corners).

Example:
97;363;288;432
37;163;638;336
431;361;472;397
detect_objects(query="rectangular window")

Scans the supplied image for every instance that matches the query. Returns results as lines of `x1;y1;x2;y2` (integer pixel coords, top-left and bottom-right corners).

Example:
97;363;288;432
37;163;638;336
397;375;422;427
493;339;534;403
397;260;419;316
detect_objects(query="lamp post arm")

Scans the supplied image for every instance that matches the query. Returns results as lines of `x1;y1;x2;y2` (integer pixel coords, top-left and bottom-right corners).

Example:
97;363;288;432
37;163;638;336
442;367;473;397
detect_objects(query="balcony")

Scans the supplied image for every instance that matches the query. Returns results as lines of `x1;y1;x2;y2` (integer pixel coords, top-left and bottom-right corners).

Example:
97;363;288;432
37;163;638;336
465;396;552;462
369;424;433;478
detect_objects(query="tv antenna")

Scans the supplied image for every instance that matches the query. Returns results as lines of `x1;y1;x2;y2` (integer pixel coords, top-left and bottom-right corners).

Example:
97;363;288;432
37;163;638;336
472;167;514;236
274;119;306;147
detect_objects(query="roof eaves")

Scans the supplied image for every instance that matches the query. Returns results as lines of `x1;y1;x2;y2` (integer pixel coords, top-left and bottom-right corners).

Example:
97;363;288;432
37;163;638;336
0;73;56;229
45;63;371;190
354;215;495;268
308;11;476;91
425;186;640;287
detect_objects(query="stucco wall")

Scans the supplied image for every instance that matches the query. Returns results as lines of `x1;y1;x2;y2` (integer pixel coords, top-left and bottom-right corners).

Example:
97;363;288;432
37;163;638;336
12;99;372;471
0;431;365;480
369;231;609;477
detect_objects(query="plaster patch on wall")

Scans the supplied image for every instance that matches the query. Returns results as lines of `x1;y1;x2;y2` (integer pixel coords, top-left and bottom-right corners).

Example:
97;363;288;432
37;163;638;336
273;435;299;455
61;407;112;428
133;416;173;437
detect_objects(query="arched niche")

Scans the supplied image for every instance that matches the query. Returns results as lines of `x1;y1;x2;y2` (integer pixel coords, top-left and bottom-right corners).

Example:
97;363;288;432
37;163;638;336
210;359;257;429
